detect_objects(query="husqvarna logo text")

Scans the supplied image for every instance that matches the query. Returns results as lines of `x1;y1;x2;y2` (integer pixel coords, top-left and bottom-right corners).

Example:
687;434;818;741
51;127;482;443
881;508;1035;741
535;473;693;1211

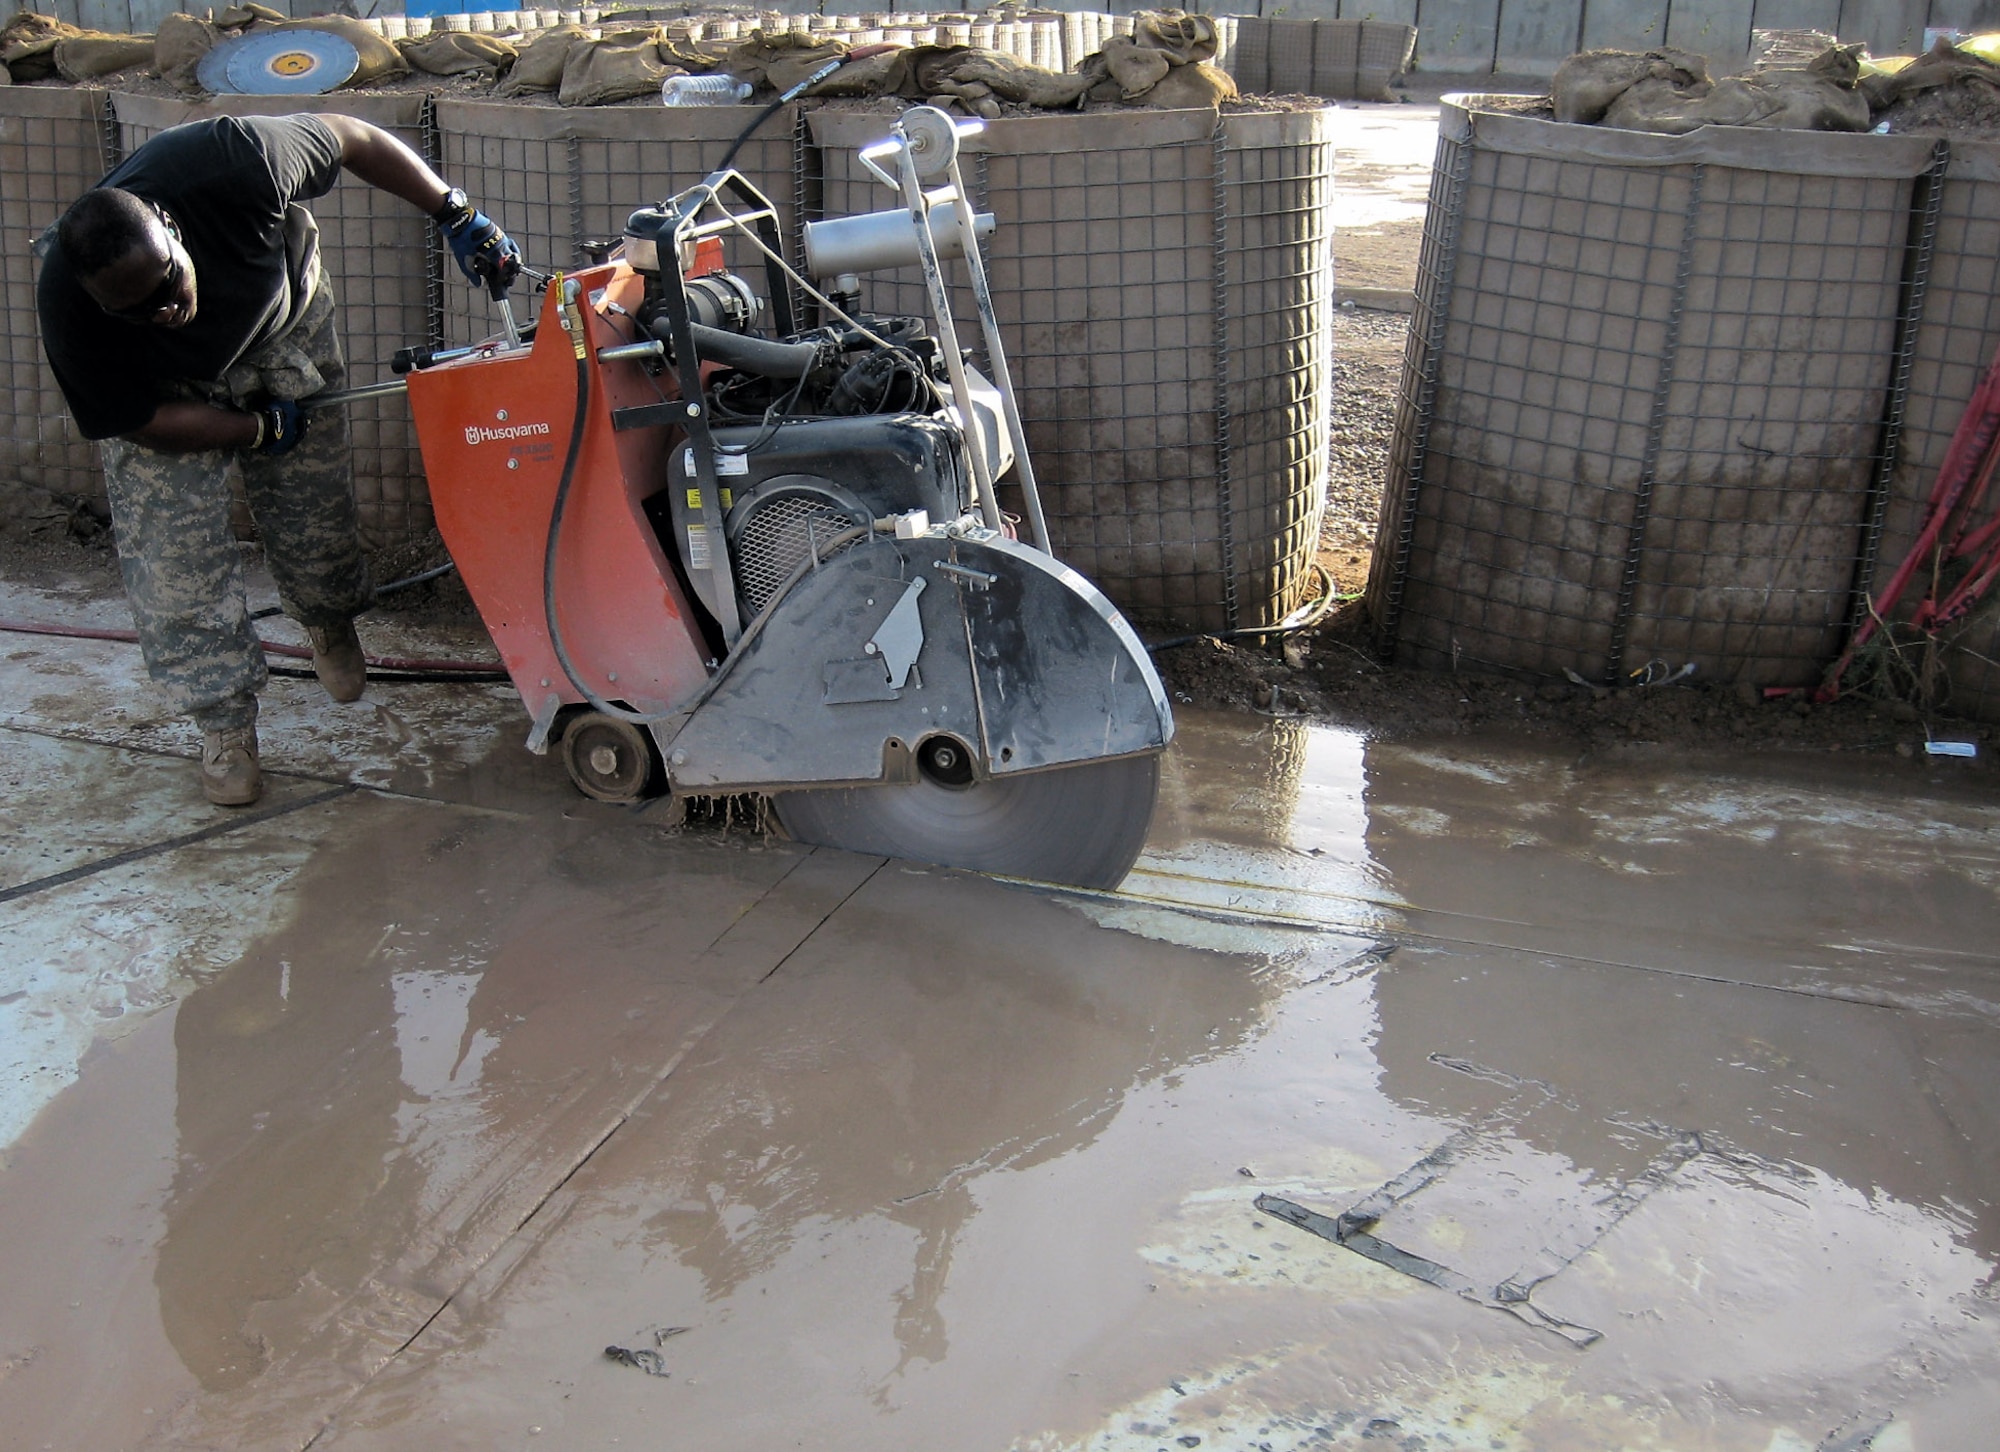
465;421;552;445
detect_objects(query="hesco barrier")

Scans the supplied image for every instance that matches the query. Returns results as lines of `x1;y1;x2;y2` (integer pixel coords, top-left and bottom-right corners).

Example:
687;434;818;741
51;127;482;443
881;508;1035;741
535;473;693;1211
0;90;1331;633
0;87;114;500
1366;96;2000;720
812;105;1332;631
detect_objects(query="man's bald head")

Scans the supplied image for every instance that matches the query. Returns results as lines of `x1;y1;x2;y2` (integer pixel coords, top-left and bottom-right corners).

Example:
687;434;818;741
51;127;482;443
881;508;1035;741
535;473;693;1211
57;186;196;328
58;187;162;280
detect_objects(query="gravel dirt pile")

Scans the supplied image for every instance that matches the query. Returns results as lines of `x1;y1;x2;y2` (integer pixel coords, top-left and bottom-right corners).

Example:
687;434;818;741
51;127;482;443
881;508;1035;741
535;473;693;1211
1321;305;1402;592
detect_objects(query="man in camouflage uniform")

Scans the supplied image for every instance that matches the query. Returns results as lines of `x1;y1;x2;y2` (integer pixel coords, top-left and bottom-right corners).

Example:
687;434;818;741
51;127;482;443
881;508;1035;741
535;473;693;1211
37;113;518;806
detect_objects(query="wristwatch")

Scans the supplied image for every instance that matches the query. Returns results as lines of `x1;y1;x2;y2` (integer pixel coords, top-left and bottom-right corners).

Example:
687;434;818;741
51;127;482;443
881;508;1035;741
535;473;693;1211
433;187;470;226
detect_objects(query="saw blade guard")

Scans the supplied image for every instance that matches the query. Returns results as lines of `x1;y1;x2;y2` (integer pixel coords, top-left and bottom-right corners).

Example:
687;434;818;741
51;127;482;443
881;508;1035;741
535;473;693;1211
658;527;1173;797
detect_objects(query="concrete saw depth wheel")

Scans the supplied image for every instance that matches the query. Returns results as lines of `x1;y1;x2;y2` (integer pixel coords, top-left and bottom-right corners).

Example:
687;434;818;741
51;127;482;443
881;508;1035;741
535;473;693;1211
561;712;659;803
769;754;1159;889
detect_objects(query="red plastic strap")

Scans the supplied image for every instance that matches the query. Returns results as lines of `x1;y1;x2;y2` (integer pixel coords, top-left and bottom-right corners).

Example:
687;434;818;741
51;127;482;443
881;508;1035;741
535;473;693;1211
1818;340;2000;701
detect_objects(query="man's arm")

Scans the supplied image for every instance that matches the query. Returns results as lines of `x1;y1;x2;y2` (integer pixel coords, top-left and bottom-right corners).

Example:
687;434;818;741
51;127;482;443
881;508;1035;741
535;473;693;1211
316;114;522;293
127;400;287;453
316;114;454;215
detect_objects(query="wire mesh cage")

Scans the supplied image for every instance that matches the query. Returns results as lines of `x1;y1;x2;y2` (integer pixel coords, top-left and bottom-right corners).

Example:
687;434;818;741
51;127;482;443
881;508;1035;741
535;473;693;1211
809;104;1334;633
1370;97;1947;693
0;87;114;501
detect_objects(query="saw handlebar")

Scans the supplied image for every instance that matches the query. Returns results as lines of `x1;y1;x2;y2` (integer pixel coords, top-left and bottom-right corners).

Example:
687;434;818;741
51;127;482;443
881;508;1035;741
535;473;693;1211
299;378;409;410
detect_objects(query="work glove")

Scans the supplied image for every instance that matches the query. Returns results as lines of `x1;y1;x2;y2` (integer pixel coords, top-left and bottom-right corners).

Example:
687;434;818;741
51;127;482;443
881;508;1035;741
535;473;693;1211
435;188;523;293
253;397;306;458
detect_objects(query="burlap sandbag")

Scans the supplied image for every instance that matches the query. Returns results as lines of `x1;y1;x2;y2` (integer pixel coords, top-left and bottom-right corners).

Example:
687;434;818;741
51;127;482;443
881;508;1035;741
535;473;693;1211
1863;37;2000;111
806;47;907;97
1603;59;1871;133
1131;11;1220;65
1551;47;1711;124
55;33;156;81
497;23;589;96
2;11;79;81
1;11;73;49
1135;59;1236;108
2;39;56;82
1090;12;1231;108
214;5;286;30
911;46;1091;107
1087;35;1170;99
722;30;847;95
657;29;723;73
155;13;221;95
278;16;408;86
402;30;516;78
558;27;672;107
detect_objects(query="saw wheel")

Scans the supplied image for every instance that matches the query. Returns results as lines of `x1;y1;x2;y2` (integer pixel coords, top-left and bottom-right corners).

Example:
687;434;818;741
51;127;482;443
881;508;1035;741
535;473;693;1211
769;753;1159;889
561;712;660;804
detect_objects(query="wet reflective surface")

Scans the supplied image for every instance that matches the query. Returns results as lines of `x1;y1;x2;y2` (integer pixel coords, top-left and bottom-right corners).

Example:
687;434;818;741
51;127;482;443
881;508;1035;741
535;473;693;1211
4;580;1999;1450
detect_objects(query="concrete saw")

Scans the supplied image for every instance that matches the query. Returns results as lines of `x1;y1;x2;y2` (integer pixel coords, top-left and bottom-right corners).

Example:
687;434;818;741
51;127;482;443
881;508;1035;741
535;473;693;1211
402;108;1173;888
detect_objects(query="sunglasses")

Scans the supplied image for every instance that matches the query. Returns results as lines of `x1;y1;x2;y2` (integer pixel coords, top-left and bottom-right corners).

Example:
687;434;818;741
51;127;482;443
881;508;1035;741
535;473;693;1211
100;211;186;323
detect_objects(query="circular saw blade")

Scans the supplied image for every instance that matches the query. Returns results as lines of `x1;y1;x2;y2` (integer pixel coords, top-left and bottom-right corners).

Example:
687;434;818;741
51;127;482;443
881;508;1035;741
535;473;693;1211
216;30;360;95
770;755;1160;889
195;37;241;94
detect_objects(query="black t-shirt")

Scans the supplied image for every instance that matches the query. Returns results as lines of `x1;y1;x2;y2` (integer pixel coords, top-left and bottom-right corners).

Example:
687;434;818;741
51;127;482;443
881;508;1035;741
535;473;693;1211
37;114;344;441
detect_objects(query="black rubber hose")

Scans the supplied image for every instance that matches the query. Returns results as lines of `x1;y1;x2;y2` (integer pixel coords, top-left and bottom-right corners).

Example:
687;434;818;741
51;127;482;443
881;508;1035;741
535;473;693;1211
248;560;461;622
541;313;674;725
266;663;506;684
543;328;607;704
714;97;789;175
1146;566;1355;652
376;560;459;594
687;322;817;379
712;55;848;173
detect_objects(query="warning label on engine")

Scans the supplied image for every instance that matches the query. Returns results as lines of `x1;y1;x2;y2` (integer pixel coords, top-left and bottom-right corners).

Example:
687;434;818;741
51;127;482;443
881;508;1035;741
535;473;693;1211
687;523;711;569
683;446;749;478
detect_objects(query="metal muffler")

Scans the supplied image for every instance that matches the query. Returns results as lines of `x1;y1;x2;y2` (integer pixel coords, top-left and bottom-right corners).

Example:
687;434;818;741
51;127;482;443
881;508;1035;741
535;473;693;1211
802;207;996;281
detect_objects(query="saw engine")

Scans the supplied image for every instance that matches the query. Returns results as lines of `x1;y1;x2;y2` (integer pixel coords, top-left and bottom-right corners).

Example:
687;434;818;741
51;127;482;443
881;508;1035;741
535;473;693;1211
403;107;1173;888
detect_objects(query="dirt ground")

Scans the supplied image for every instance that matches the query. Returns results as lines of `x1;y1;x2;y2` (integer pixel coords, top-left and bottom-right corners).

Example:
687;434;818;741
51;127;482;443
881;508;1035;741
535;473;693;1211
3;174;1993;777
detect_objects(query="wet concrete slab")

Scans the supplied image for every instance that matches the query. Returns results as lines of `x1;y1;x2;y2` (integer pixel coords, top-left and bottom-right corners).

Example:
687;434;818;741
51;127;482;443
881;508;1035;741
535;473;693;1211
1;577;563;812
0;793;870;1449
3;583;2000;1450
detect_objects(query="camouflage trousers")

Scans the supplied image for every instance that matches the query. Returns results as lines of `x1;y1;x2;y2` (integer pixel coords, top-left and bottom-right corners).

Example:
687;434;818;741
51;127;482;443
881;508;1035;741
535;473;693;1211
101;273;372;732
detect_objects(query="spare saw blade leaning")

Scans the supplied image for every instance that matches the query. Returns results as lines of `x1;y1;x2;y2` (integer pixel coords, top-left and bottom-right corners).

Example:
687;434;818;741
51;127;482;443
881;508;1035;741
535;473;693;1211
198;30;360;95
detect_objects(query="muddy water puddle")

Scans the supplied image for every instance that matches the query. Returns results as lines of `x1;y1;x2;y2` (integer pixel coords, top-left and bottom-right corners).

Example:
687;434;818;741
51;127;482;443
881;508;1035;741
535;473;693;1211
2;710;1997;1449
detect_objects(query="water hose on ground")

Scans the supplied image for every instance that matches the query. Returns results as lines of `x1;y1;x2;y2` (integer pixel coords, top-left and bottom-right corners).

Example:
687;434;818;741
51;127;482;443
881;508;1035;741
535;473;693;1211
1146;563;1357;653
0;617;508;682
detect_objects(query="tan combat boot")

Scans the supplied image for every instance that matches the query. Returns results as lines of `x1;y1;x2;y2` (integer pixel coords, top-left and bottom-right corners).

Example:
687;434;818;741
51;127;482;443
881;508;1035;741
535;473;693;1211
201;723;262;806
306;618;367;703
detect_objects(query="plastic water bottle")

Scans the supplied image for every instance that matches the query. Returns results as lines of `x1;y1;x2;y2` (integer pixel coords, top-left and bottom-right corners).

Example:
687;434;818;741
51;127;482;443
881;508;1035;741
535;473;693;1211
662;74;753;106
